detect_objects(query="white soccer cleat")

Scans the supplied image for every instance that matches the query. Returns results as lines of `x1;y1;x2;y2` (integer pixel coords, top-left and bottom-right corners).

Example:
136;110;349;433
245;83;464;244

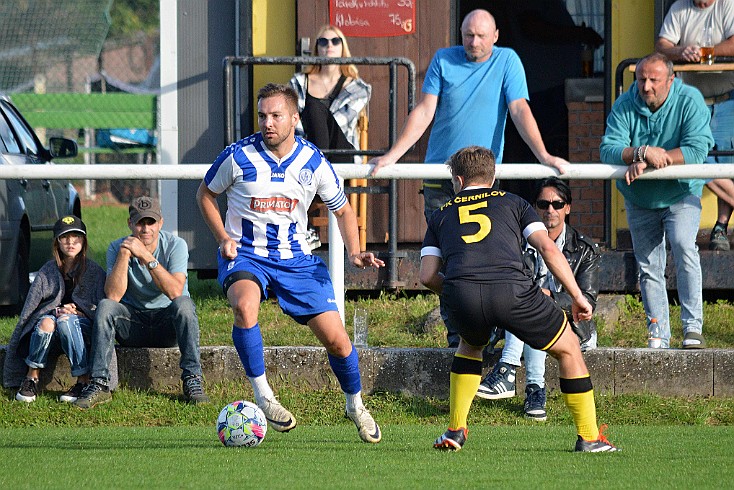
257;397;297;432
346;406;382;443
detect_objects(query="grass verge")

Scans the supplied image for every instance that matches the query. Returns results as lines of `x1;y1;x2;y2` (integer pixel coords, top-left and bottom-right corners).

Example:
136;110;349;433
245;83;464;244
3;383;733;428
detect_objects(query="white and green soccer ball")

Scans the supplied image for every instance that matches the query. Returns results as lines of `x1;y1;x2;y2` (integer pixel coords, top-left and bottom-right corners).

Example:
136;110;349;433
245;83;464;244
217;400;267;447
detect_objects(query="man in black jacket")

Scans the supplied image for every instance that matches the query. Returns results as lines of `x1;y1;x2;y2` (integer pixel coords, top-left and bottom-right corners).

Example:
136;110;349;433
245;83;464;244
476;177;601;422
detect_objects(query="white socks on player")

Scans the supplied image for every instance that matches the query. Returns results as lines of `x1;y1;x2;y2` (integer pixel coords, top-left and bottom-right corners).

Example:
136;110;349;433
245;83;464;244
345;390;364;413
248;374;274;405
250;374;364;412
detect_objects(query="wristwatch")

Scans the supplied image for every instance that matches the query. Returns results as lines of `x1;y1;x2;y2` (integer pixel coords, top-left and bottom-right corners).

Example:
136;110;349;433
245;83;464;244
146;259;159;271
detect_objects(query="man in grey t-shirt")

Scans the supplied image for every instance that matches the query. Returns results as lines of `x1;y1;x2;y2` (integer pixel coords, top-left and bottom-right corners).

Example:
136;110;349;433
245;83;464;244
74;196;209;408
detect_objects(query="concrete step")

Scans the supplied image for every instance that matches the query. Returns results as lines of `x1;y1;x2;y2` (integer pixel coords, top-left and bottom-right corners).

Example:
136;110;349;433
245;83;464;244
2;344;733;398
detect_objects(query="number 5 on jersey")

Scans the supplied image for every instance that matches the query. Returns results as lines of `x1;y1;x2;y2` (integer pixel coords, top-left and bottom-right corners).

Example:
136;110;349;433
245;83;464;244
458;202;491;243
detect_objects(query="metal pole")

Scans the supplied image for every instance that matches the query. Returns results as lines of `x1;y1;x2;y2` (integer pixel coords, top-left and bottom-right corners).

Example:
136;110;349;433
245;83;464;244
387;61;401;288
223;57;235;146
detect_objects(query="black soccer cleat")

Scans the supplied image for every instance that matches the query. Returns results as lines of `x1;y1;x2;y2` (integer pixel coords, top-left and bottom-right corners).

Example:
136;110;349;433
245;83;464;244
434;427;468;451
575;424;619;452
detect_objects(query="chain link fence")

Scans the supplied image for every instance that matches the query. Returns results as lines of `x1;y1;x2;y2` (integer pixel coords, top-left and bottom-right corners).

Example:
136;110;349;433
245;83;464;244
0;0;160;204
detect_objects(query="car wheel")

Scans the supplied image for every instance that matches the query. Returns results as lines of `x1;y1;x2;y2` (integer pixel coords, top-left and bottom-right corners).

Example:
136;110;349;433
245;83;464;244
13;232;31;313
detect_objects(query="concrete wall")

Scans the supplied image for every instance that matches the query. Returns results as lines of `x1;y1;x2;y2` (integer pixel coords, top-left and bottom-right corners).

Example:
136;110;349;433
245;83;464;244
3;345;733;397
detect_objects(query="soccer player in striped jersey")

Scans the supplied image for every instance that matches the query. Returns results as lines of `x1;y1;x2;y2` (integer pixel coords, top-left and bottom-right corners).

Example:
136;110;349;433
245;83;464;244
420;145;617;452
197;83;384;443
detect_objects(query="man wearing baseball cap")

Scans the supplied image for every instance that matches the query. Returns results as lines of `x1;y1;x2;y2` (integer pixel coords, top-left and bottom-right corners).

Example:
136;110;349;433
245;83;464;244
74;196;209;408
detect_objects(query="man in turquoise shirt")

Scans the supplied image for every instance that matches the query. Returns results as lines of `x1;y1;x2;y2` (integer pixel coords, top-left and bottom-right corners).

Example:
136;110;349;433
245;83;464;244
600;52;713;349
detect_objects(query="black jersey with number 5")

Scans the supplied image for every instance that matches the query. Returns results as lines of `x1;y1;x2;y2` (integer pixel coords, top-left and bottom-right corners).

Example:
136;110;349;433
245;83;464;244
421;187;546;284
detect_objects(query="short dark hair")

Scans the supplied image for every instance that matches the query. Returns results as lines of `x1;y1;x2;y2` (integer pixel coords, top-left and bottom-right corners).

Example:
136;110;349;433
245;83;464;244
535;177;572;205
257;83;299;113
446;146;495;184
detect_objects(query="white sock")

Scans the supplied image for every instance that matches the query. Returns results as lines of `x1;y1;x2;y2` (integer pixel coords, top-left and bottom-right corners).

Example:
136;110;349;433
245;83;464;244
345;390;364;412
248;375;274;404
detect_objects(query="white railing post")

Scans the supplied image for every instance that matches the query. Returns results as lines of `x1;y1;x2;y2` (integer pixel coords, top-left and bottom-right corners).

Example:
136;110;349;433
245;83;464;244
329;176;346;324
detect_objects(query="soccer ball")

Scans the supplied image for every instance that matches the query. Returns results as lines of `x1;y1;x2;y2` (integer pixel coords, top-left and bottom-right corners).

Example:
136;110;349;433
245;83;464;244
217;400;267;447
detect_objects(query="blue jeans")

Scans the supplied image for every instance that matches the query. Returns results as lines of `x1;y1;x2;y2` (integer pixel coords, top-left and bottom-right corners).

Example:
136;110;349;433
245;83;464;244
626;195;703;348
25;314;91;377
500;331;546;387
89;296;203;386
422;180;455;223
707;97;734;164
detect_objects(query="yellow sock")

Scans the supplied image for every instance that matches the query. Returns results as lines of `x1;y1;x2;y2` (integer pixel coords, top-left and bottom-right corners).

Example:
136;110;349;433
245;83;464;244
449;354;483;430
560;375;599;441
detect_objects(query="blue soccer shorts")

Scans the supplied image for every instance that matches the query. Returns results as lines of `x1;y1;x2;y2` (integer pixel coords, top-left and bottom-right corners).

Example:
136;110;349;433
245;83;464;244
218;250;339;324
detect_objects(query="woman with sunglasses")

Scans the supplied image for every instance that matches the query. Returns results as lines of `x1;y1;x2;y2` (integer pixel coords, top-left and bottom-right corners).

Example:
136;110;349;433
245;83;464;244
289;24;371;163
3;215;106;403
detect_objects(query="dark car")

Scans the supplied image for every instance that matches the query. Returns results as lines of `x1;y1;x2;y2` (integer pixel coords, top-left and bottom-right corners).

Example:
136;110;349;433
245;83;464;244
0;95;80;312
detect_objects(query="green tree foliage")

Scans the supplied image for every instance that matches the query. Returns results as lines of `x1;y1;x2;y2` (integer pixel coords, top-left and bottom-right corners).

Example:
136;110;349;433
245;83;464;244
108;0;160;39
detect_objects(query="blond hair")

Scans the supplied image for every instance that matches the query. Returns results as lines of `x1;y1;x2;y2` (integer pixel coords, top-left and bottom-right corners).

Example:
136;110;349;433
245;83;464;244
303;25;359;79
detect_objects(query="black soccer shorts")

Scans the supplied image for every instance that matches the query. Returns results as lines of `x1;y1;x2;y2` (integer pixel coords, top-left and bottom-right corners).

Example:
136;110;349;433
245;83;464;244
442;280;567;350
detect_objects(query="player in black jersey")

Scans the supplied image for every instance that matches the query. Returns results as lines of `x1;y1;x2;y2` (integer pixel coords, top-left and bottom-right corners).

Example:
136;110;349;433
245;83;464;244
421;146;617;452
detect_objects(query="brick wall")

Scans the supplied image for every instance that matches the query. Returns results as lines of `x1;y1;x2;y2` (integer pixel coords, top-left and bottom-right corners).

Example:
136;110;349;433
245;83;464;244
567;100;606;243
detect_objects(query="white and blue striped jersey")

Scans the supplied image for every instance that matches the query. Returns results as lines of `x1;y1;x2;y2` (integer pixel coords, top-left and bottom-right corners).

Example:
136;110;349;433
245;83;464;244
204;133;347;260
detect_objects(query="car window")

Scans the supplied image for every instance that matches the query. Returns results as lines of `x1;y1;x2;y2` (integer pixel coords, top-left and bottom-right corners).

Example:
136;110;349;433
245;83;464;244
0;109;21;154
1;101;39;158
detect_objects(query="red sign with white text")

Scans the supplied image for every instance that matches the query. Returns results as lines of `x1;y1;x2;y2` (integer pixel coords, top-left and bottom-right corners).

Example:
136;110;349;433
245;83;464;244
330;0;415;37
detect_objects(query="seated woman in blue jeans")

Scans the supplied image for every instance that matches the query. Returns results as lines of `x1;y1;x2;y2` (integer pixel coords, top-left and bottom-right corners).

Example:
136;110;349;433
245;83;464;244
4;216;106;403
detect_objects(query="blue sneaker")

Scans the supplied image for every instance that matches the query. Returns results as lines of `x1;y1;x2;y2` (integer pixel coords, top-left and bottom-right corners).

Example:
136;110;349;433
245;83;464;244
476;362;516;400
523;383;547;421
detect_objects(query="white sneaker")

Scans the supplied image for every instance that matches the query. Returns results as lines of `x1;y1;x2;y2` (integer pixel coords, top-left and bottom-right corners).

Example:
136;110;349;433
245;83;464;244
257;397;297;432
346;407;382;443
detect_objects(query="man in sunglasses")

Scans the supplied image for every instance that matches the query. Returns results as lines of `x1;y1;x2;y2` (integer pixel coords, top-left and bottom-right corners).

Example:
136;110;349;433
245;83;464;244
368;8;568;347
476;177;601;422
421;146;616;452
601;52;713;349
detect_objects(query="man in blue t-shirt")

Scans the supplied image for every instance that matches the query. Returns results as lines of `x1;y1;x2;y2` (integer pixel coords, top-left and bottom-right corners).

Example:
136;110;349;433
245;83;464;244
369;8;568;346
74;196;209;408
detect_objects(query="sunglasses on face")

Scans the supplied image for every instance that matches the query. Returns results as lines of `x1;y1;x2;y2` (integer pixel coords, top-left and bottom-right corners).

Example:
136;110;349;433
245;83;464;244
317;37;342;47
536;200;567;210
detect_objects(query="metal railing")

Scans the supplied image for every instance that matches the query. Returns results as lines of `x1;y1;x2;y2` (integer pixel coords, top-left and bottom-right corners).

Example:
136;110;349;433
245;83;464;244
5;162;734;322
7;162;734;180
